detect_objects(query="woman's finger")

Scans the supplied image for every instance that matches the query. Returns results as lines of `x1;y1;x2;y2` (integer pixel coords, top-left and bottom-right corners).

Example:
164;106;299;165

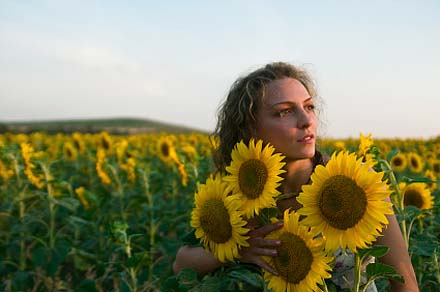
249;221;283;237
253;257;279;276
248;237;281;248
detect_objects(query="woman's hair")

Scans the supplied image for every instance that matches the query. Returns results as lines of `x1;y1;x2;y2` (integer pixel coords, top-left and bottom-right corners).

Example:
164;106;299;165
212;61;318;172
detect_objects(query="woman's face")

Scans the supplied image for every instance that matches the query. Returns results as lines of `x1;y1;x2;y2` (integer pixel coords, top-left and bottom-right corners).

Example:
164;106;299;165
255;77;317;161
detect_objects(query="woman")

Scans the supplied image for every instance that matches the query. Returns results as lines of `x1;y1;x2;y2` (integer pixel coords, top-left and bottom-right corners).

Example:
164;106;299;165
173;62;419;291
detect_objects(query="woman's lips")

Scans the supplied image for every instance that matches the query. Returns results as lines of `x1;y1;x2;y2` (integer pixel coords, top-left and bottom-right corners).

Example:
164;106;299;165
297;134;315;144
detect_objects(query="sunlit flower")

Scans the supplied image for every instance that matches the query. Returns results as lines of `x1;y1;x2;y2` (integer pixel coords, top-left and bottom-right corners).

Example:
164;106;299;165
96;148;112;185
176;161;188;187
75;186;90;209
223;139;286;218
407;152;424;174
430;159;440;177
358;133;375;162
0;160;14;181
181;144;198;163
21;143;45;189
156;135;179;166
95;132;113;152
334;141;346;151
263;210;333;292
399;182;434;210
191;174;249;262
63;142;78;161
390;153;407;172
72;132;86;155
424;170;438;191
297;151;393;253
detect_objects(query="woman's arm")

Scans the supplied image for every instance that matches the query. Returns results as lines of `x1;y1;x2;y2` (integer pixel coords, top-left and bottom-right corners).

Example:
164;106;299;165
173;221;283;275
173;245;223;275
375;211;419;292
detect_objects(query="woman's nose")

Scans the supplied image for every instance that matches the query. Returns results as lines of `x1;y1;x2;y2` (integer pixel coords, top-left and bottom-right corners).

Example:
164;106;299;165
297;110;313;129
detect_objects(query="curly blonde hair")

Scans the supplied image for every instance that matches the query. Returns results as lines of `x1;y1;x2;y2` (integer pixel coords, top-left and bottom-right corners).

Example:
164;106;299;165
212;62;318;172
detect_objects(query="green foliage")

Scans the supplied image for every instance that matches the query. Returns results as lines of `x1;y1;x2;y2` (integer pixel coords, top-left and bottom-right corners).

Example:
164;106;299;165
0;133;439;291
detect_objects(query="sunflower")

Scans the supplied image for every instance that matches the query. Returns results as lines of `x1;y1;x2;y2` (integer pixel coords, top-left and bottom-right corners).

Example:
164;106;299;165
399;182;434;210
156;135;179;166
223;139;286;218
407;152;424;174
390;153;407;172
297;151;393;253
0;160;14;181
191;173;249;262
63;142;78;161
263;210;333;292
334;141;346;151
431;159;440;177
96;148;112;185
21;143;45;189
75;187;90;209
358;133;375;162
424;170;438;191
95;131;113;152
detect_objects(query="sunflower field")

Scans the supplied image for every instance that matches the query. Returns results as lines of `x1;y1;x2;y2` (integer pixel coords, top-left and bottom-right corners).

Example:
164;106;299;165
0;132;439;291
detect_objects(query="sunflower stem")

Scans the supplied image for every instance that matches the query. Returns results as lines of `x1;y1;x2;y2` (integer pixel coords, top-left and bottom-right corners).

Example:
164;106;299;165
353;252;362;292
42;163;56;249
141;167;155;283
12;153;27;271
379;159;409;248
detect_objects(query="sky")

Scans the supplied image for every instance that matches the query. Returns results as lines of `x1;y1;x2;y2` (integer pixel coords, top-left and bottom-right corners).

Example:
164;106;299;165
1;0;439;139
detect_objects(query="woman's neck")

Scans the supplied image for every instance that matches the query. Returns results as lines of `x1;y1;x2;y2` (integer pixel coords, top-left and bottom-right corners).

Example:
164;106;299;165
281;158;314;195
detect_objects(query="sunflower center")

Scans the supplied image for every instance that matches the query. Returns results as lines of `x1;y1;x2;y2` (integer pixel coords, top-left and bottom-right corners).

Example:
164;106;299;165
102;138;111;150
410;157;419;168
161;143;170;157
274;233;313;284
392;157;402;166
318;175;367;230
238;159;268;199
433;163;440;173
199;199;232;243
403;190;424;209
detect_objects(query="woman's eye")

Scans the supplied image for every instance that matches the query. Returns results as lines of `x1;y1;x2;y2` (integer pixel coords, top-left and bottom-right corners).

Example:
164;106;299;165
278;109;293;118
306;104;315;111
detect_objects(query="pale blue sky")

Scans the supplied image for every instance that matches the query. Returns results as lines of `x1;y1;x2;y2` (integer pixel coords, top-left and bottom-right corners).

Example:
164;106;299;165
1;0;439;138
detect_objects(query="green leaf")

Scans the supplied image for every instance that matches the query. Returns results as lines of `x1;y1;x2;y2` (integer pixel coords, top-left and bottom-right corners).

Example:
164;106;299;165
386;149;400;161
181;229;202;247
357;245;389;261
32;246;50;267
68;215;94;227
226;269;265;291
366;262;404;283
126;252;148;268
74;279;98;292
190;276;222;292
176;268;200;290
11;271;34;291
258;207;281;225
55;197;80;211
401;176;435;184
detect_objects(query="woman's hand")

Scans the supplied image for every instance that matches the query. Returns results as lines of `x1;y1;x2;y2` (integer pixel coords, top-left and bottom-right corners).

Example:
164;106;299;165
239;221;283;275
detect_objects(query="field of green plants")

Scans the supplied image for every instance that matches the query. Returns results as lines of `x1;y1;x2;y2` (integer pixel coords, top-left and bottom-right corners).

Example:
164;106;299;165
0;132;439;291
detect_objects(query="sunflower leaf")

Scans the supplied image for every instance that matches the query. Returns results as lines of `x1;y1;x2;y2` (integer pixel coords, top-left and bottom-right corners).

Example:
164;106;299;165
181;229;202;247
386;149;401;161
401;176;434;184
357;245;389;261
258;207;281;225
365;262;404;283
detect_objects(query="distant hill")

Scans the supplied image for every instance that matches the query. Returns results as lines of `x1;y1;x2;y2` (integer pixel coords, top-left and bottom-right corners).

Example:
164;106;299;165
0;117;209;135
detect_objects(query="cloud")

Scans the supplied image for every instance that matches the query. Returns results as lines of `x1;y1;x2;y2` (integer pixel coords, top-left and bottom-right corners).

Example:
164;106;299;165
1;26;140;70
